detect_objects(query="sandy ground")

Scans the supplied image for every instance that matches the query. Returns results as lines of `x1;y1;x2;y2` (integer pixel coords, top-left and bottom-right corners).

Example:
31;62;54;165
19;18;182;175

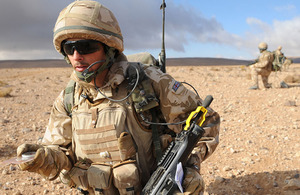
0;63;299;195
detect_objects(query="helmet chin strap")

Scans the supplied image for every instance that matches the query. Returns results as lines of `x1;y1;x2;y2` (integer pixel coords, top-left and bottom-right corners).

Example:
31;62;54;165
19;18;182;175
75;60;105;83
76;47;116;83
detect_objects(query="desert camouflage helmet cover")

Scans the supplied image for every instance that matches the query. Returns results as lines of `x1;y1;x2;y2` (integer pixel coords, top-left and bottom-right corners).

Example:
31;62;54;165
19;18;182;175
53;0;124;54
258;42;268;50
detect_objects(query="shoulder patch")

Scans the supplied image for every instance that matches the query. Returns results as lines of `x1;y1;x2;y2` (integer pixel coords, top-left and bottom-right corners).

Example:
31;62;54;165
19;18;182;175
172;81;181;92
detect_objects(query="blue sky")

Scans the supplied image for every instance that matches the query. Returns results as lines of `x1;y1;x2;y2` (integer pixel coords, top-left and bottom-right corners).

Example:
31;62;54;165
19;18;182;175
162;0;300;59
0;0;300;60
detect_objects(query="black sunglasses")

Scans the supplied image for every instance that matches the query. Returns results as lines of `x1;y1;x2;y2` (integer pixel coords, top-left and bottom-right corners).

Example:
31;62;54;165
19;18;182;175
62;40;102;55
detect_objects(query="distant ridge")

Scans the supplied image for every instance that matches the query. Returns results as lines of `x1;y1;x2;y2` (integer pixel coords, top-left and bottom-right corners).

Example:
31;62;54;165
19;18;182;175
167;57;251;66
0;59;69;69
0;57;299;68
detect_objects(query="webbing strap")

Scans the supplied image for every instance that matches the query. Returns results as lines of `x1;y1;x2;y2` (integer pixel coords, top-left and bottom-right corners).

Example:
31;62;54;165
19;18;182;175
150;109;162;163
64;79;76;117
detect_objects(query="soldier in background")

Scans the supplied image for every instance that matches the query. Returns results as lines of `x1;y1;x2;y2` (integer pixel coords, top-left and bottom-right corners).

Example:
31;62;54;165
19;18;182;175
16;1;220;194
249;42;274;90
274;46;284;63
272;45;285;72
283;58;293;70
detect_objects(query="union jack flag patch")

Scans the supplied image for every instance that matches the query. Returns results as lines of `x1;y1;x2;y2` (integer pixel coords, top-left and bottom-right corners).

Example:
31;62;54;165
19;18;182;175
172;81;181;92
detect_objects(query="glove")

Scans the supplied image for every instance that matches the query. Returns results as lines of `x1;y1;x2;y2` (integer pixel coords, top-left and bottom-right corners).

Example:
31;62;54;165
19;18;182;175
17;143;43;157
17;144;72;180
173;167;205;194
118;132;136;161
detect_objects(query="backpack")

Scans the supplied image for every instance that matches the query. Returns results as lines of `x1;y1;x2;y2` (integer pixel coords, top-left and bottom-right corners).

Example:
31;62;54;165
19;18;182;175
271;51;286;72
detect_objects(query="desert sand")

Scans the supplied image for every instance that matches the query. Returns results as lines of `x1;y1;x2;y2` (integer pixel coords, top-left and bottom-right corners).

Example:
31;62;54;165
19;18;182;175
0;62;299;195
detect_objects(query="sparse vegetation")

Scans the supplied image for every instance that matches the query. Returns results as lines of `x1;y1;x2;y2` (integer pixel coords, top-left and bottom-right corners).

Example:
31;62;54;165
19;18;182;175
239;65;248;71
210;67;220;71
0;80;6;87
0;80;13;97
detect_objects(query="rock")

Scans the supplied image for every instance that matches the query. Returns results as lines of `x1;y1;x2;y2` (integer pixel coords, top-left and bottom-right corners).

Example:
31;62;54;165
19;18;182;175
21;128;32;134
0;119;9;124
9;165;16;171
215;176;226;184
255;184;263;190
284;100;296;107
283;179;300;191
223;166;231;171
2;169;9;175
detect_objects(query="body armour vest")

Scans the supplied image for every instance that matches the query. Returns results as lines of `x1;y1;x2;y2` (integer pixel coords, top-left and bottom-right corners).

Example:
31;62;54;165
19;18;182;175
70;79;156;182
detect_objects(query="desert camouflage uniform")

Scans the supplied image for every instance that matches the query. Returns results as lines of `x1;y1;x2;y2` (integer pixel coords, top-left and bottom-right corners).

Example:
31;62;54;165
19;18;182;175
283;58;293;70
41;53;220;194
274;48;284;63
250;50;274;88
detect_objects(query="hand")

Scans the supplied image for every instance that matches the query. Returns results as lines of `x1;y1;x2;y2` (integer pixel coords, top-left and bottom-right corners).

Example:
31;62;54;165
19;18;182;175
18;147;51;172
17;144;72;180
17;143;43;157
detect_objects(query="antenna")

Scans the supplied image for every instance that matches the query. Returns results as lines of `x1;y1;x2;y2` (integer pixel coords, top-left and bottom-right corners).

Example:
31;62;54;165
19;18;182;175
159;0;166;73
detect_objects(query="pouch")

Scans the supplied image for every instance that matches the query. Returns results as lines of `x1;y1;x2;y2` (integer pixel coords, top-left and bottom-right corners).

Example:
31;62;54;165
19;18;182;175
87;163;118;194
112;160;141;195
68;166;89;190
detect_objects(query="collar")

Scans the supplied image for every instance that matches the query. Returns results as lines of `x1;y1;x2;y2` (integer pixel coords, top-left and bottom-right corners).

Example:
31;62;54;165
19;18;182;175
70;53;129;100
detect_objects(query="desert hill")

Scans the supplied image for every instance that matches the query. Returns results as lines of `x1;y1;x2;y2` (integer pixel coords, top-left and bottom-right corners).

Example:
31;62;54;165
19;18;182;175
0;57;299;68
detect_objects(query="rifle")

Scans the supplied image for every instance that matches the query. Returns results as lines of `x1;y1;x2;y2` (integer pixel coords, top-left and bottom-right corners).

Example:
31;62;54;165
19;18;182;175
246;59;258;66
158;0;166;73
141;95;213;195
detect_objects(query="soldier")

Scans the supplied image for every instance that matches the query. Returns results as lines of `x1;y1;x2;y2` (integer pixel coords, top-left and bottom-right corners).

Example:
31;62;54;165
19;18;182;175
249;42;274;90
275;46;284;61
273;45;285;71
16;1;220;194
283;58;293;70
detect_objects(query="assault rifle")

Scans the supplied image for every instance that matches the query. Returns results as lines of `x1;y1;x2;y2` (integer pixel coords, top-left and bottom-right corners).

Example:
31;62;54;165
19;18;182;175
246;59;258;66
142;95;213;195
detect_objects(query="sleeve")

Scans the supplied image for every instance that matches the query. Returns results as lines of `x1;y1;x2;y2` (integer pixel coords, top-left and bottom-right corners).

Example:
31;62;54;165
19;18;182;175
41;90;73;147
145;67;220;166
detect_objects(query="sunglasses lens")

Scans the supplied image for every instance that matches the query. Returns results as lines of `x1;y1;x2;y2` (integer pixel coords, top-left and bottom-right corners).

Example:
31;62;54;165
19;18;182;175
63;44;75;55
63;40;101;55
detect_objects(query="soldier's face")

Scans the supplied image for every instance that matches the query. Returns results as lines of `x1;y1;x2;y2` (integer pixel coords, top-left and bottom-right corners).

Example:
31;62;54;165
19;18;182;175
64;39;106;72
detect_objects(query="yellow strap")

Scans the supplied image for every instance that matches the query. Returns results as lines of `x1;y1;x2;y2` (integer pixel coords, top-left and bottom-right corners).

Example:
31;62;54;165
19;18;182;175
184;106;208;131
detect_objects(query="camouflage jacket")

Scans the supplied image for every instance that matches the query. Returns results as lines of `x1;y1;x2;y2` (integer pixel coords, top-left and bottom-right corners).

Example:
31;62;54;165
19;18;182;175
255;50;274;71
41;53;220;185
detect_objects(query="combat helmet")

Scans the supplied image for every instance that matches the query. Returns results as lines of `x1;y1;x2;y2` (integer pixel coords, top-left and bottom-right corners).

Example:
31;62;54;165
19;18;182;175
258;42;268;50
53;0;124;83
277;45;282;50
53;0;123;54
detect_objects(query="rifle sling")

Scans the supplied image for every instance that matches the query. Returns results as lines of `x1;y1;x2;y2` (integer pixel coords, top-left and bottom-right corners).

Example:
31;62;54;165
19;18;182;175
150;109;162;163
